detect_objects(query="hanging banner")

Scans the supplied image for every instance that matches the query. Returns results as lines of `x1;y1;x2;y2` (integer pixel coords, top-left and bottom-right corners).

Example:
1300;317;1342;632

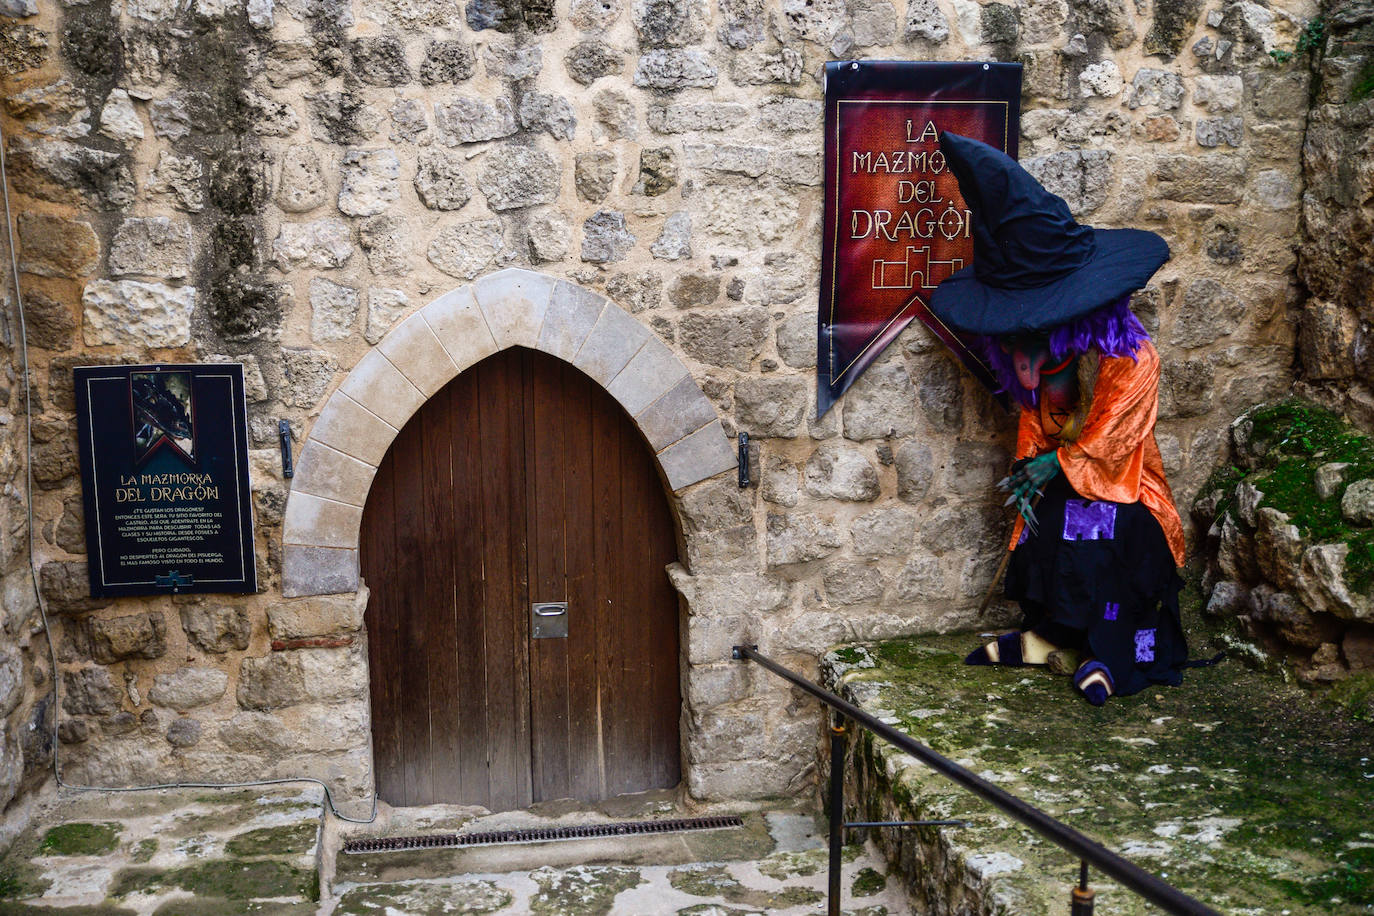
74;364;257;597
817;60;1022;417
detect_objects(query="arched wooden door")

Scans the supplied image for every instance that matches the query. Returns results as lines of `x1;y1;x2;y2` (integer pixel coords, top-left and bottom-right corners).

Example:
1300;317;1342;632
360;347;682;810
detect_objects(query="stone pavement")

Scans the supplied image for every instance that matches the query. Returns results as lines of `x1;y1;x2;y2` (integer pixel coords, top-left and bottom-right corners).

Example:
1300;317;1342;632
0;784;324;914
324;794;913;915
0;785;917;914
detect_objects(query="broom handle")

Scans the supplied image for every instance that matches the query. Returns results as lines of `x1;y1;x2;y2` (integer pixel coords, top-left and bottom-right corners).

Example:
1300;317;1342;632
977;493;1042;616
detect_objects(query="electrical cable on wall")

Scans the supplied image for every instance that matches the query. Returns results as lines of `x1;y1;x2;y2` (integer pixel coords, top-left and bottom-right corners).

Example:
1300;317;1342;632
0;118;377;826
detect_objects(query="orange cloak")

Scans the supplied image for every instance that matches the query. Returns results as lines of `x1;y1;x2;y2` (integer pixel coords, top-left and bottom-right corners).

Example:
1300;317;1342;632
1009;341;1186;567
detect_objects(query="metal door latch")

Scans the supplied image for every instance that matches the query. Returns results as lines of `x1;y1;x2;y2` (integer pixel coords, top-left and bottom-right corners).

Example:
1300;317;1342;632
532;602;568;639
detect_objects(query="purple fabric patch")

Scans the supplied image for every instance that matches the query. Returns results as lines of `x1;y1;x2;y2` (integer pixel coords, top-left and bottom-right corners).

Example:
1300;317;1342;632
1135;628;1156;663
1104;602;1119;621
1017;524;1030;545
1063;500;1117;541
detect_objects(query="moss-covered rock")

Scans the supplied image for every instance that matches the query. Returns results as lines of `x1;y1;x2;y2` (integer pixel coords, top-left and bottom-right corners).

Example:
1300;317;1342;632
224;823;319;858
112;858;319;902
333;879;513;914
37;821;122;856
823;631;1374;914
529;865;643;915
851;866;887;897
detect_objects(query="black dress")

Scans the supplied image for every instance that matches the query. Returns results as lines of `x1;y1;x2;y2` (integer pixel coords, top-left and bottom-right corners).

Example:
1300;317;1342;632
1003;473;1189;697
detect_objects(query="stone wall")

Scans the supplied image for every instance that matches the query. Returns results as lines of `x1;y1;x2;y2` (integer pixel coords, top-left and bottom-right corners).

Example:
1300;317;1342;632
1294;0;1374;422
1;0;1315;811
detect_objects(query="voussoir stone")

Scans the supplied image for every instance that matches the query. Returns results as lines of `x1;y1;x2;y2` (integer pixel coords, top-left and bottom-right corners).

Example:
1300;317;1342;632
149;666;229;710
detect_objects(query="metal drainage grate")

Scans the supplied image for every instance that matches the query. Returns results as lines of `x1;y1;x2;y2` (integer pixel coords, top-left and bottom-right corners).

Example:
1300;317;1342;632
343;815;745;855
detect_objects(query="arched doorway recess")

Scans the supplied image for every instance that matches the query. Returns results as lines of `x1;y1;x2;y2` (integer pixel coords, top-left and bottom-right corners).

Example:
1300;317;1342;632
278;269;737;808
361;347;681;809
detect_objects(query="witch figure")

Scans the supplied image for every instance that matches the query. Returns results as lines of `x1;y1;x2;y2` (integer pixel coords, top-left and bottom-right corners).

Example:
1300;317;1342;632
929;133;1190;706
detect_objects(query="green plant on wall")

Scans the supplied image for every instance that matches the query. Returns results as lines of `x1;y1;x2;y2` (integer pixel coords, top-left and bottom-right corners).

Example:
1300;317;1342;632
1352;57;1374;102
1270;16;1326;63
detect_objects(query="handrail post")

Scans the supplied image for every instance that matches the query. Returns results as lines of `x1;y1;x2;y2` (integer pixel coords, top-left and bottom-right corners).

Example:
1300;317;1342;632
1071;860;1095;915
828;719;846;916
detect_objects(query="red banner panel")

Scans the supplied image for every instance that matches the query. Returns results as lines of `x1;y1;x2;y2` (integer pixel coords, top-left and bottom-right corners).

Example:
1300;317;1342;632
817;61;1022;418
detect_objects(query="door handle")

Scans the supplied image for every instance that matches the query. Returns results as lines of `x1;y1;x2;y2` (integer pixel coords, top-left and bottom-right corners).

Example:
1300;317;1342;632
532;602;568;638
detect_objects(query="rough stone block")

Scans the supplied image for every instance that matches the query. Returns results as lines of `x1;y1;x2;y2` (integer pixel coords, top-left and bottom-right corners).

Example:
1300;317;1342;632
18;212;99;278
62;667;123;716
427;219;504;279
735;377;808;437
238;653;307;710
766;512;842;566
842;360;917;440
149;666;229;710
88;612;167;663
434;96;517;145
647;102;748;134
109;217;192;279
179;604;252;654
309;277;360;342
267;587;368;640
273;218;354;269
634;49;718;89
803;443;880;501
338;148;400;217
82;280;194;347
1154;154;1247;203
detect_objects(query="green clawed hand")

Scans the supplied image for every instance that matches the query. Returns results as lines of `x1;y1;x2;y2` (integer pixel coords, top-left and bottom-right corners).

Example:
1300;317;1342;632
997;452;1060;535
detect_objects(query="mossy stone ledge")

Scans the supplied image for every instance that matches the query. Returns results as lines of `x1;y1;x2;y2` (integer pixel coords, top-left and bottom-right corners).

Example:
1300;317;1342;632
821;634;1374;915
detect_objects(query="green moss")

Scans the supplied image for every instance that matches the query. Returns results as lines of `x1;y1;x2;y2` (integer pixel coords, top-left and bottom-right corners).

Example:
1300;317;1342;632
224;823;318;858
38;822;121;856
851;866;887;897
1326;672;1374;721
1220;402;1374;593
111;859;318;902
756;848;824;879
0;904;136;916
832;629;1374;913
131;839;158;864
529;865;642;915
1352;57;1374;102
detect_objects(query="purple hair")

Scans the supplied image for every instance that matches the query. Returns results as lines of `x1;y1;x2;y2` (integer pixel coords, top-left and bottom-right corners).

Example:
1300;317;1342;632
979;295;1150;409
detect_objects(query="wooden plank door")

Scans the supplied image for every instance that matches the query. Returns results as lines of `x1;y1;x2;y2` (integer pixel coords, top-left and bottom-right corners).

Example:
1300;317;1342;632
360;347;682;810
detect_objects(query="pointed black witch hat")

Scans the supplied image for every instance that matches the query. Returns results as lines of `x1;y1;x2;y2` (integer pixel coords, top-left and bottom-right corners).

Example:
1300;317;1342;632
929;132;1169;336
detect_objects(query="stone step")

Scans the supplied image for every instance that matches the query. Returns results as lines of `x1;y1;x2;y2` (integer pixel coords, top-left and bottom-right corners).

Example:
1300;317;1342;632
0;784;326;915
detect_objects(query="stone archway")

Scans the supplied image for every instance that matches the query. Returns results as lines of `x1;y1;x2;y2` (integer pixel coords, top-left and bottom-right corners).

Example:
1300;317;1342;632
279;268;736;598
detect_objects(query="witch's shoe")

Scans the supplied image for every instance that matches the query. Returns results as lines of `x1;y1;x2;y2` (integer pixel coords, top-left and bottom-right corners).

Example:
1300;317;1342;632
965;629;1061;667
1074;659;1115;706
964;632;1023;666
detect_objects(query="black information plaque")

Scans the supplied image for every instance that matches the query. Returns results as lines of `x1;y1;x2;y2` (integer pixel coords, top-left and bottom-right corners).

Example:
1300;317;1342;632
74;364;257;597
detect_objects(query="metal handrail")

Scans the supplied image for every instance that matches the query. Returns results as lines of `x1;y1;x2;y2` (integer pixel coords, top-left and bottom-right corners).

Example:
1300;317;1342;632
732;644;1222;916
